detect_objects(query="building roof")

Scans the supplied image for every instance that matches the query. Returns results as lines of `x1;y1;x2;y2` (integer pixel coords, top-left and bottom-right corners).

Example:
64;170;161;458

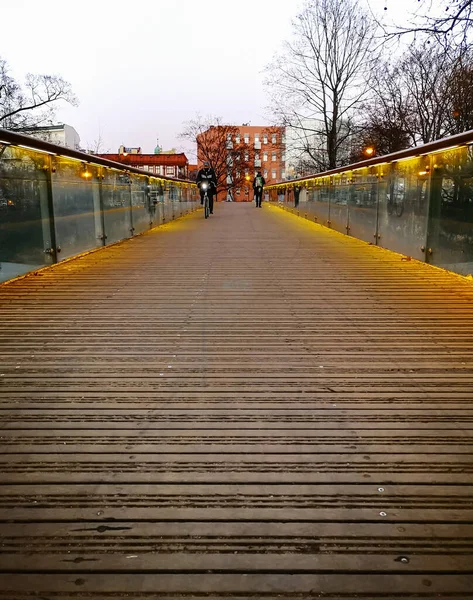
28;124;67;131
96;153;188;166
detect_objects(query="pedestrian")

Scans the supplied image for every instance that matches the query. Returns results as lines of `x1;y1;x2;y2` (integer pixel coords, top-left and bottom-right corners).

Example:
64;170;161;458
294;185;301;208
252;170;265;208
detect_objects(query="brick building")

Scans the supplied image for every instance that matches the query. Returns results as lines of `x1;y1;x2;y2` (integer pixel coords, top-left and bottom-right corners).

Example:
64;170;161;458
96;151;189;179
197;124;286;202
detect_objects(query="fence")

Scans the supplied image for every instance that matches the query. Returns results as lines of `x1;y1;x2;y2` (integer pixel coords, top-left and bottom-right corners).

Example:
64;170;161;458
267;131;473;278
0;129;198;283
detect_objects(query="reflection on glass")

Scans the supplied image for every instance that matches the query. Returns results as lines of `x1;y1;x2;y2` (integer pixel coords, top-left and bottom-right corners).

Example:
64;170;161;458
270;144;473;277
51;156;102;259
347;167;378;243
1;138;198;284
378;158;429;259
102;168;132;243
428;146;473;275
130;174;150;235
0;145;52;282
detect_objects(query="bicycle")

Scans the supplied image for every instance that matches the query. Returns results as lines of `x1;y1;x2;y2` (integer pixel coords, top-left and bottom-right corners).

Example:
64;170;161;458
201;182;210;219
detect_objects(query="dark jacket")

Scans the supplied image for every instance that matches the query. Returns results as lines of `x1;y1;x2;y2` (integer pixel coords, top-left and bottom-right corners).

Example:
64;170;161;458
252;174;265;189
197;167;217;191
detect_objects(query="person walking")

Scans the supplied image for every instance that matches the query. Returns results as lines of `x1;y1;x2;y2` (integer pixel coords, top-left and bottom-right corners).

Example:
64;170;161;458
252;170;265;208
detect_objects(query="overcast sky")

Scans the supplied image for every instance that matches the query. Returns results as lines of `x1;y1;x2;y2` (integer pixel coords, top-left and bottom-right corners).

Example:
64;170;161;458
1;0;424;156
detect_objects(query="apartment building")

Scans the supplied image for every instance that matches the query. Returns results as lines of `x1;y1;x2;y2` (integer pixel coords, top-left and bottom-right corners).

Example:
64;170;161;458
197;124;286;202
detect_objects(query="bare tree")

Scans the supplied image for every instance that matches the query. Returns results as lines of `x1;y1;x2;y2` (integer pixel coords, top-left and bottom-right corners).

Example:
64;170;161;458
0;57;77;132
355;41;473;157
180;115;256;200
86;132;110;154
444;50;473;133
383;0;473;41
265;0;378;171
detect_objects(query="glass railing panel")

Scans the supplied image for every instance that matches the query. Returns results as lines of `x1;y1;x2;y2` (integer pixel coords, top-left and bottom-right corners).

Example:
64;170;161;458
330;174;350;234
313;179;330;225
130;173;150;235
162;183;174;222
377;158;429;260
149;179;165;226
347;167;379;243
101;168;132;244
51;156;102;259
427;146;473;276
0;144;53;282
303;185;318;221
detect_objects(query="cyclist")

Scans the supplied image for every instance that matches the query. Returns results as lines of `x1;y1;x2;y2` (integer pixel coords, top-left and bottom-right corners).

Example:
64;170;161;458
197;162;217;214
252;170;265;208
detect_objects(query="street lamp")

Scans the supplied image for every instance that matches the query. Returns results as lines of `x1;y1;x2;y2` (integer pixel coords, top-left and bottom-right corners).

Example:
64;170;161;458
363;146;375;158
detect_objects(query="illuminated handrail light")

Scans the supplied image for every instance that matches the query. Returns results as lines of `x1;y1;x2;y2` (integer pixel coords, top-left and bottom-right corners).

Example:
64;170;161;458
18;144;56;155
420;144;462;156
0;139;11;145
60;155;84;162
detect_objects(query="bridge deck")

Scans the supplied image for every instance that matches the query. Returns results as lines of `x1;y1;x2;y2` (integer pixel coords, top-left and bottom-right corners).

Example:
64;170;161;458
1;202;473;598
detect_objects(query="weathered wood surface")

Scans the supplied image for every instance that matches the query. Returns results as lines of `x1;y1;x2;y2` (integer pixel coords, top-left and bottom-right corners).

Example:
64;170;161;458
0;203;472;598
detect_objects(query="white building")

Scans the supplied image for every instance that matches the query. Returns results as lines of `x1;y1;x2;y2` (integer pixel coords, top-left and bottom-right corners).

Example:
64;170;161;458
27;124;81;150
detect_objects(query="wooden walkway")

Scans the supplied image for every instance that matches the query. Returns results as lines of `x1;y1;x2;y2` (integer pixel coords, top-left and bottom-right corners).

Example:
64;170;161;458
0;202;473;598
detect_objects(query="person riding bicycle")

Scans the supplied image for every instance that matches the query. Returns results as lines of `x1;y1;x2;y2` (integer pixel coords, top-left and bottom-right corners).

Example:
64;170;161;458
197;162;217;214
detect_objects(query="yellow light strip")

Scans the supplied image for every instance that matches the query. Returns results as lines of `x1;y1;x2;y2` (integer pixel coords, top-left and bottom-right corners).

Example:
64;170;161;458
59;155;83;162
422;144;463;156
19;144;56;155
395;156;418;162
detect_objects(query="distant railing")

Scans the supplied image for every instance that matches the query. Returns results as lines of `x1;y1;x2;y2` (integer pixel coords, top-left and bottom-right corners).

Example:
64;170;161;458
0;129;198;283
266;130;473;278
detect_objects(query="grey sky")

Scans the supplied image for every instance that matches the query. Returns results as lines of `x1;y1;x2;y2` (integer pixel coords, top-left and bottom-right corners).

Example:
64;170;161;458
1;0;423;156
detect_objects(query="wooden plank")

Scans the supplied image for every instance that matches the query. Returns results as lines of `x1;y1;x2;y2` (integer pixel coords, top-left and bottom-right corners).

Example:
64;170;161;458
0;203;473;597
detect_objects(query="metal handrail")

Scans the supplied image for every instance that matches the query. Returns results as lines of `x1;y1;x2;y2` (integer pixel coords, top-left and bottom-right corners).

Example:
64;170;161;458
267;129;473;188
0;128;195;185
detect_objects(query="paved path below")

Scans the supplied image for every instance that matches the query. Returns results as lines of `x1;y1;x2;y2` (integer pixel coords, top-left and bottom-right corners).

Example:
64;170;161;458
1;202;473;598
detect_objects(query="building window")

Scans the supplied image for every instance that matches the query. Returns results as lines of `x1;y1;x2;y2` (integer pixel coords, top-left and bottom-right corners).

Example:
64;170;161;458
263;152;268;161
244;134;250;144
282;171;286;179
226;133;232;141
244;152;249;161
264;169;268;177
263;135;268;144
166;166;174;175
282;152;286;162
245;187;249;195
235;134;240;143
244;168;249;176
272;169;276;179
272;152;277;161
255;134;260;142
272;134;277;144
255;153;260;160
236;169;241;177
236;187;240;195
